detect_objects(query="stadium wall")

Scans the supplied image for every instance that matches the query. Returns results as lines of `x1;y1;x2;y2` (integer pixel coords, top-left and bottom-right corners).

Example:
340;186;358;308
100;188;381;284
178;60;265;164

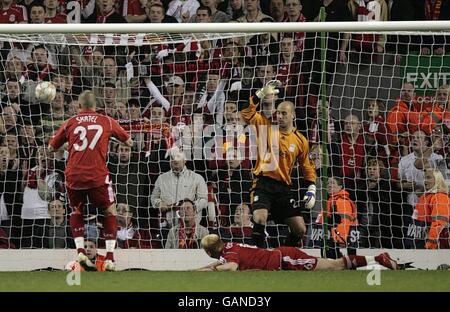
0;250;448;271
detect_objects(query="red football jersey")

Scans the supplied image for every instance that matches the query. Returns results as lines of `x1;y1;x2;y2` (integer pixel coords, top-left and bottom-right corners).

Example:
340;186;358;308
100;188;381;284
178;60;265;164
220;242;282;271
49;109;130;190
0;7;25;23
45;13;67;23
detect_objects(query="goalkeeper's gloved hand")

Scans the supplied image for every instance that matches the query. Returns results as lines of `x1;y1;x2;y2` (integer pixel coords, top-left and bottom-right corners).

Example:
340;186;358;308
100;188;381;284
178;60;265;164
256;80;282;99
302;184;316;209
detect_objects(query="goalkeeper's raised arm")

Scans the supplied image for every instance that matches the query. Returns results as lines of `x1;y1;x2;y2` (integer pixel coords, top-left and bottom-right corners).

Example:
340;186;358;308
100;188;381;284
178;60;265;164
237;81;317;248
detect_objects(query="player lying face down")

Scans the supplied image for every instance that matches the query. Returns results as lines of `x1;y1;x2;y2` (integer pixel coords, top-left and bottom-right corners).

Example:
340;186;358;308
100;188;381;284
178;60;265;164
197;234;400;271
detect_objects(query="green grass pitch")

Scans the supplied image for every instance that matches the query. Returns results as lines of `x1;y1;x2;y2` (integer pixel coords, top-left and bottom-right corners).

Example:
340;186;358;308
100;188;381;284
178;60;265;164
1;271;449;292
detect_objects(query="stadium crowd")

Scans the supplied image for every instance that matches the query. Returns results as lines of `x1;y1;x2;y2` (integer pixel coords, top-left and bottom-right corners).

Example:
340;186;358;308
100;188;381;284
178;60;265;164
0;0;449;253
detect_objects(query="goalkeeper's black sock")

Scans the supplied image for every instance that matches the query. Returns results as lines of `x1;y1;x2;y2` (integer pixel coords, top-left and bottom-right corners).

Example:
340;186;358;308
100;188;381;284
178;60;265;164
252;223;267;248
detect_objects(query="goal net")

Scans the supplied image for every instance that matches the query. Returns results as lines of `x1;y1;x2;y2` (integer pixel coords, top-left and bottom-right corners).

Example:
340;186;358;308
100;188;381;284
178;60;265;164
0;24;450;270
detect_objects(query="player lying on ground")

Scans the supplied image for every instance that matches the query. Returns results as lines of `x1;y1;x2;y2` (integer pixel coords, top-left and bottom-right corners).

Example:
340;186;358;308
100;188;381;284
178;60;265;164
65;239;107;272
197;234;400;271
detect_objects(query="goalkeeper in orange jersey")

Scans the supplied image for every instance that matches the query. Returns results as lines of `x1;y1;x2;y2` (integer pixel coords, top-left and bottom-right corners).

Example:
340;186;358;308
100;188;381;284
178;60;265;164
239;80;317;248
66;239;107;272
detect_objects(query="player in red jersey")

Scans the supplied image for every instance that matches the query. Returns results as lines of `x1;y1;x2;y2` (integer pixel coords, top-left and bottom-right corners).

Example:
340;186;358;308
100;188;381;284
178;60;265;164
198;234;400;271
49;91;133;271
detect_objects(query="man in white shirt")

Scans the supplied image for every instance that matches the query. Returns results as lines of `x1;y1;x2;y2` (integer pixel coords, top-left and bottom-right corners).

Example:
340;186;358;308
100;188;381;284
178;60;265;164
167;0;200;22
398;130;445;208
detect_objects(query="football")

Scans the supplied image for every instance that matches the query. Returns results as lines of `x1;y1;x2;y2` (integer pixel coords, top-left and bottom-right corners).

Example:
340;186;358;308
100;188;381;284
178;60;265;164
35;81;56;103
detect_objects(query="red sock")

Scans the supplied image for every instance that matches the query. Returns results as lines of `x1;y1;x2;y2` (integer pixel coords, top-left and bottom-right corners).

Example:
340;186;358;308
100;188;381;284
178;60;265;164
103;215;117;240
70;214;86;254
343;255;368;270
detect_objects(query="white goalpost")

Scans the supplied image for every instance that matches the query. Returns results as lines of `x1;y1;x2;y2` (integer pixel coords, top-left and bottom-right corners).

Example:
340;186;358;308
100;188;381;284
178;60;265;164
0;22;450;271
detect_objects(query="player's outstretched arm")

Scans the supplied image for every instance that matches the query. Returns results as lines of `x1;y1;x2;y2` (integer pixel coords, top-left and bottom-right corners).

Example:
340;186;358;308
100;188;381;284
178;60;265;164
196;262;238;272
195;261;222;271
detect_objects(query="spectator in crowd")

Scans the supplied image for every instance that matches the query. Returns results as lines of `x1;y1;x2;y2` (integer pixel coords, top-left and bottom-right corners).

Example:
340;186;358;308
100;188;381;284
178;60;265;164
123;0;147;23
406;168;450;249
108;143;150;223
112;101;129;120
302;0;352;120
362;99;389;163
276;34;302;111
92;55;131;108
386;81;420;158
144;105;172;187
40;91;66;144
236;0;273;22
248;33;279;60
167;0;200;23
269;0;285;22
192;0;231;22
45;199;73;248
1;78;25;112
196;70;225;125
341;0;388;64
29;1;46;24
115;202;162;248
365;158;403;248
85;0;128;23
0;145;22;248
4;57;26;81
219;203;253;244
165;198;209;248
330;115;367;202
416;85;450;137
413;0;450;55
398;130;444;209
26;44;52;82
226;0;245;19
66;239;107;271
211;147;252;223
151;148;208;228
283;0;307;53
4;130;20;171
2;105;21;134
21;146;63;248
18;119;39;173
44;0;67;23
70;46;104;89
386;0;417;56
144;0;178;23
145;75;186;125
65;97;80;118
0;0;27;23
314;176;359;259
193;5;212;22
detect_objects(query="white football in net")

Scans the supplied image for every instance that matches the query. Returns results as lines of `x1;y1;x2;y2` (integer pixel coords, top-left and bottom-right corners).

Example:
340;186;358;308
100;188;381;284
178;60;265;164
35;81;56;103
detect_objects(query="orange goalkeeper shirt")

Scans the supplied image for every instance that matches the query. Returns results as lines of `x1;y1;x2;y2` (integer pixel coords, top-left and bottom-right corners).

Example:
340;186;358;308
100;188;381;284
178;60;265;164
240;96;316;186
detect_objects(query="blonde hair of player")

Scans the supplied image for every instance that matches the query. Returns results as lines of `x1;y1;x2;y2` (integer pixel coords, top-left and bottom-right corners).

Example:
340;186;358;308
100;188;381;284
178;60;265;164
426;168;449;194
79;90;97;109
201;234;224;259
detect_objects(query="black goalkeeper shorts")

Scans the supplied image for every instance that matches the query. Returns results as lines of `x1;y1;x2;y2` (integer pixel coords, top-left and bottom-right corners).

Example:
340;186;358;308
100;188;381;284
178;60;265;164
250;176;302;223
